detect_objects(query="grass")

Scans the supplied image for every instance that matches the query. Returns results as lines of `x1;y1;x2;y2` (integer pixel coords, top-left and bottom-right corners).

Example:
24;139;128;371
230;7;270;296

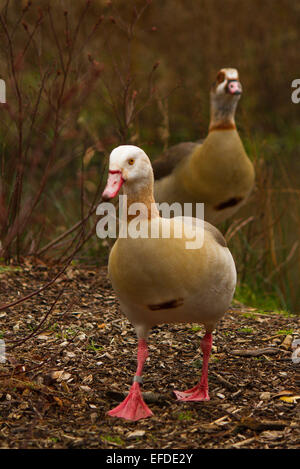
234;284;290;314
276;329;294;335
228;124;300;315
0;266;21;273
237;327;253;334
177;411;194;421
235;285;296;317
241;313;257;319
192;359;202;369
100;435;125;446
87;339;103;353
189;325;202;332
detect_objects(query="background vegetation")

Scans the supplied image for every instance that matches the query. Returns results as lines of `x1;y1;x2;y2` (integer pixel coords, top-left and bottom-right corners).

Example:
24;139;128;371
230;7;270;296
0;0;299;312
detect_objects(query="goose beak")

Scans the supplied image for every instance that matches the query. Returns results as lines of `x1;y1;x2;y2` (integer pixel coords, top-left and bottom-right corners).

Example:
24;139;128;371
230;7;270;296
102;170;124;201
226;80;242;95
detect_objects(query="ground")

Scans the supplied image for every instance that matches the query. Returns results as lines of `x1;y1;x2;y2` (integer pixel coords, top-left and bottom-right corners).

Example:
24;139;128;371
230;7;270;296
0;262;299;449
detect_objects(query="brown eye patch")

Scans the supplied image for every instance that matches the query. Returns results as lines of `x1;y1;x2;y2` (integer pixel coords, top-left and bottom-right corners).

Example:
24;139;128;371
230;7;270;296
216;71;226;83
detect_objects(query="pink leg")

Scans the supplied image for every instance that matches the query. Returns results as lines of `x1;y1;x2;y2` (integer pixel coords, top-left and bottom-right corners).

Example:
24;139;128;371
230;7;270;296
174;332;212;401
107;338;153;421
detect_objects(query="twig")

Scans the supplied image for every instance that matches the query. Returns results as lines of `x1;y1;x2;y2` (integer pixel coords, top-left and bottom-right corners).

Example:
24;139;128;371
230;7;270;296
0;329;80;379
211;372;237;391
225;216;255;243
230;437;256;448
0;216;94;313
6;285;66;350
36;210;96;256
230;347;280;357
265;241;299;282
106;389;170;404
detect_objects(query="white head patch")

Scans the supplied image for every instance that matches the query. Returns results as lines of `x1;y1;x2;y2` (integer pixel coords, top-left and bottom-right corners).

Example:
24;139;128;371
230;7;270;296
110;145;148;169
219;68;239;81
109;145;153;186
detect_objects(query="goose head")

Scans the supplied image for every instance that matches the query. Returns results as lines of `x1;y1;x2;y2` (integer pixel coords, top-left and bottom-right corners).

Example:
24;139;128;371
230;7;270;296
209;68;242;130
102;145;154;201
211;68;242;99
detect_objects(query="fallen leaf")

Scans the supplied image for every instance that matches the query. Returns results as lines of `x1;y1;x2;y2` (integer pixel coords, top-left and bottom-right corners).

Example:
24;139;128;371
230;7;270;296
279;395;300;403
61;382;70;393
127;430;146;439
260;430;283;441
37;334;52;340
281;335;293;350
51;371;72;382
80;385;92;392
82;374;93;384
53;396;63;407
260;392;271;401
90;412;98;423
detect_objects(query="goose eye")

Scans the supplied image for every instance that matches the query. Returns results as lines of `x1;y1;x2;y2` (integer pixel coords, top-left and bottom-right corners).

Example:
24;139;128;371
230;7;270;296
128;158;135;166
216;71;226;83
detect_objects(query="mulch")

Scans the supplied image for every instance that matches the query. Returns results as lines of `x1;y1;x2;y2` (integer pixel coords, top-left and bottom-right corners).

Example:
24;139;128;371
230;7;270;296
0;262;299;449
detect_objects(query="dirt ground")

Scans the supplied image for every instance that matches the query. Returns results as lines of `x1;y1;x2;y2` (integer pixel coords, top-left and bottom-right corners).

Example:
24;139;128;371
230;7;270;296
0;262;299;449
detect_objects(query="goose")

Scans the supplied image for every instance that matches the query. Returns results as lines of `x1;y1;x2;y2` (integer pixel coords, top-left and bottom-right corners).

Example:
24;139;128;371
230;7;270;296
153;68;255;225
101;145;237;421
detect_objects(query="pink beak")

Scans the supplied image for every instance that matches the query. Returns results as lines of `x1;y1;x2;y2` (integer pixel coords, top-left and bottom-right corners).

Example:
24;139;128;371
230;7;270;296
227;80;242;95
102;170;124;200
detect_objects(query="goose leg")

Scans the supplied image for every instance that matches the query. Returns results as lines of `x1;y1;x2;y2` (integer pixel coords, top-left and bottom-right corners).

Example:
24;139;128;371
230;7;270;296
107;338;153;421
174;332;212;401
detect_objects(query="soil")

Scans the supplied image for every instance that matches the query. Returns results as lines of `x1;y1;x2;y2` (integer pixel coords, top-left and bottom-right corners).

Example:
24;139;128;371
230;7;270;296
0;262;299;449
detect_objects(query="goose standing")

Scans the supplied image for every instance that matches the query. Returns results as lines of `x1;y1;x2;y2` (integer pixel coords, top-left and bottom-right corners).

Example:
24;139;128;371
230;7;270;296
153;68;255;225
102;145;237;421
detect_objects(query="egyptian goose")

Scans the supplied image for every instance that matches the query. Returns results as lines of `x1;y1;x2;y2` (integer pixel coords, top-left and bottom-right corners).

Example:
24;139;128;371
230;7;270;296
153;68;255;225
102;145;237;421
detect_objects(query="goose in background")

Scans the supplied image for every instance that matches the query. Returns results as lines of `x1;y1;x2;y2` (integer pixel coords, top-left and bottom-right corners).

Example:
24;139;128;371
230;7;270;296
153;68;255;225
101;145;237;421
